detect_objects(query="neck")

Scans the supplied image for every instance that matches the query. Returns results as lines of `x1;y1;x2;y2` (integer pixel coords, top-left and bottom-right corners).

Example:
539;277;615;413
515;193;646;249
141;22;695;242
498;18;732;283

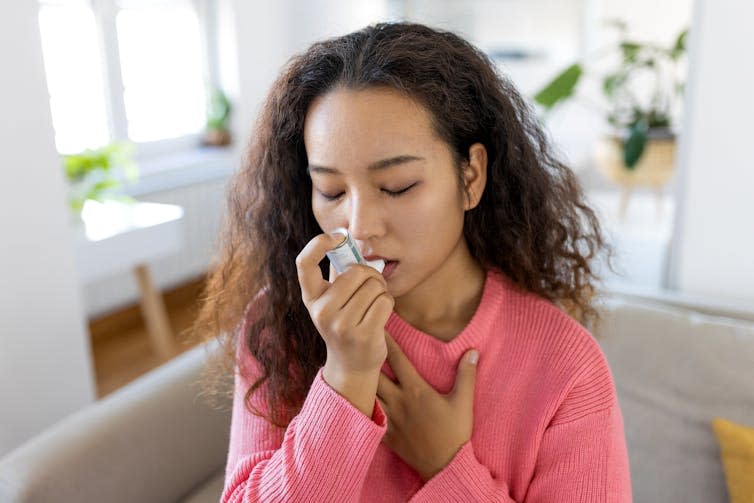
393;241;486;342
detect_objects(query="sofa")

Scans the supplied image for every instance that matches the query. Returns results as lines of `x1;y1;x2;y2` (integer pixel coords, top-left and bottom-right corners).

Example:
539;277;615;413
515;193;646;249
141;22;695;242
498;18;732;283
0;343;232;503
1;290;752;502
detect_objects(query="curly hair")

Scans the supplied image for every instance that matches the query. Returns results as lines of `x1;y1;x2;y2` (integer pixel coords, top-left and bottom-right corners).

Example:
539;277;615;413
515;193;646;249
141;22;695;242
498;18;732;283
191;22;614;427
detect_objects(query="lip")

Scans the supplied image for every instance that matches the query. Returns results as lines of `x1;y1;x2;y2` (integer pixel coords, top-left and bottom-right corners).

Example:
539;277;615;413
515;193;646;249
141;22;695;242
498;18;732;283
363;254;393;262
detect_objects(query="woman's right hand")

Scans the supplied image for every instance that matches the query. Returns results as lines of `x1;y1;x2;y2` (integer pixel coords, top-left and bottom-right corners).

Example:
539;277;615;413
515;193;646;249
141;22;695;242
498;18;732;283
296;233;394;416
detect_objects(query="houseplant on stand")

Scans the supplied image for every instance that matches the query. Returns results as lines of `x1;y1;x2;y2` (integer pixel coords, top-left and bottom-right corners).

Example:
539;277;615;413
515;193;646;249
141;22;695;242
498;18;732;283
534;21;688;218
63;141;138;222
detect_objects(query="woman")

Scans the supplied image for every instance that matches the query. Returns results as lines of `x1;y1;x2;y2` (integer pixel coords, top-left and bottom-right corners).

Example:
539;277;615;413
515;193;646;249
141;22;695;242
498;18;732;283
194;21;631;502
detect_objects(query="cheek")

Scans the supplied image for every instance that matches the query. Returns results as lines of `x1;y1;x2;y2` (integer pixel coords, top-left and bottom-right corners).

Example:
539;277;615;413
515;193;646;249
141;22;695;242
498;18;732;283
398;186;465;238
311;197;341;231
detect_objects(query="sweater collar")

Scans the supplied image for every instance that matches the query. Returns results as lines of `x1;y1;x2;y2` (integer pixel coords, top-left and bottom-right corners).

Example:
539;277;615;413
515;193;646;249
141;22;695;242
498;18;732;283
385;268;507;358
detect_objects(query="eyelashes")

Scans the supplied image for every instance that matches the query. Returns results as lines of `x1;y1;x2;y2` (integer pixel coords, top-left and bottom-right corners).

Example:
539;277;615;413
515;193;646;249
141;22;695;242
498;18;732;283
318;182;418;201
384;183;417;198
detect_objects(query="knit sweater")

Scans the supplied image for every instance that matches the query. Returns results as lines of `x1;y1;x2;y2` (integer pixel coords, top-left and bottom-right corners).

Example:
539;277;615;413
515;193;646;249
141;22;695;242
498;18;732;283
222;268;632;502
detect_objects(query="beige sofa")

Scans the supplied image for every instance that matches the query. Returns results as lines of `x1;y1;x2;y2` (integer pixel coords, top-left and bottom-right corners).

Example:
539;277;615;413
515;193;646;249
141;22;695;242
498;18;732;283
597;290;754;503
0;344;231;503
1;291;752;502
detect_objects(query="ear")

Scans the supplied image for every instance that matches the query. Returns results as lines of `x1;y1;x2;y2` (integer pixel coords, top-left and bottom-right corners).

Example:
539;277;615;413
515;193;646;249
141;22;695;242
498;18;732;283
462;143;488;211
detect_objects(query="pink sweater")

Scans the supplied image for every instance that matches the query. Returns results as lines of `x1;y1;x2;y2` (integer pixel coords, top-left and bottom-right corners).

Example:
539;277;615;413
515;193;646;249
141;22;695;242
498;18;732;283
222;268;632;502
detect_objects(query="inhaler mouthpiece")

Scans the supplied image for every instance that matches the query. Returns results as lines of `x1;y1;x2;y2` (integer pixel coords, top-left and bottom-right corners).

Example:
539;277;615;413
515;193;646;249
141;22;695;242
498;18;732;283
326;227;385;273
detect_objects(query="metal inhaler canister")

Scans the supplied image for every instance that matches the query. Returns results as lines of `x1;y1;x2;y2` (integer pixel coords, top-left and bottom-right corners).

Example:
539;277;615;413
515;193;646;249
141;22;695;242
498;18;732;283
325;227;385;274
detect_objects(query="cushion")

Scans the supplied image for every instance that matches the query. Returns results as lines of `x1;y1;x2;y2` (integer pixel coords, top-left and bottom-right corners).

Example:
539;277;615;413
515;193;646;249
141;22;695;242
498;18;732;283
596;297;754;503
712;417;754;503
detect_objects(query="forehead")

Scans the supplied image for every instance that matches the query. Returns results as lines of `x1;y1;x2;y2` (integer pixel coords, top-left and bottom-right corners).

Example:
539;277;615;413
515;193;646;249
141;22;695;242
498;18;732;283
303;86;439;164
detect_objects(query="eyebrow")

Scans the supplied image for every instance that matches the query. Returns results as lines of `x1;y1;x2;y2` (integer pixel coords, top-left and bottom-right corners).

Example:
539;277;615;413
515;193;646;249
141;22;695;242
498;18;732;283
307;155;425;175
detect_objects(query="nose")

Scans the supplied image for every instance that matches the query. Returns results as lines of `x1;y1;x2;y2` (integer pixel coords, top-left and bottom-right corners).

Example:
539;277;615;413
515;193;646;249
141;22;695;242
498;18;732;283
347;193;385;242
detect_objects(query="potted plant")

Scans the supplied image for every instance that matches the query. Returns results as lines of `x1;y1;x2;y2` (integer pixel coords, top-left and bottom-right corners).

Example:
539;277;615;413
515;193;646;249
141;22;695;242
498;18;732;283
534;21;688;214
63;141;138;219
202;87;232;147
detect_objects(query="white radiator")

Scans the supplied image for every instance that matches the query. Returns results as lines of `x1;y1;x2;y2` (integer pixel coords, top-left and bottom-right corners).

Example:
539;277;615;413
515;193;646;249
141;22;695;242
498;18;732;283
80;177;228;318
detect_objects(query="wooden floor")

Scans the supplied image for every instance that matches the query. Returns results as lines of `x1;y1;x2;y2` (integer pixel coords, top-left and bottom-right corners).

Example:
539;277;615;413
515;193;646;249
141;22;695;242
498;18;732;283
89;277;205;398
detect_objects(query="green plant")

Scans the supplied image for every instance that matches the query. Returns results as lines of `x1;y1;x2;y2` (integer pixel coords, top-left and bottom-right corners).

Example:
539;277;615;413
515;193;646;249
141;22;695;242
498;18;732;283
205;87;231;132
534;21;688;169
63;141;138;213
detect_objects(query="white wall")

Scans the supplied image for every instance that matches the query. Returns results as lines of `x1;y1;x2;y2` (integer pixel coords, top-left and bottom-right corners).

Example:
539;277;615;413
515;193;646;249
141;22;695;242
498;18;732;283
0;2;95;456
227;0;291;144
227;0;389;144
667;0;754;302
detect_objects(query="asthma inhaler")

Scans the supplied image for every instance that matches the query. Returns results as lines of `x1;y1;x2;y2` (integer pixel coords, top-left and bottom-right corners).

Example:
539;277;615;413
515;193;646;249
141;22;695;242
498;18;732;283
326;227;385;274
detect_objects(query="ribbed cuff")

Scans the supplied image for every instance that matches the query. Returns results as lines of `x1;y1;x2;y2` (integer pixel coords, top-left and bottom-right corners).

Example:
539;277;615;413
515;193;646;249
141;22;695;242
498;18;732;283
410;441;512;502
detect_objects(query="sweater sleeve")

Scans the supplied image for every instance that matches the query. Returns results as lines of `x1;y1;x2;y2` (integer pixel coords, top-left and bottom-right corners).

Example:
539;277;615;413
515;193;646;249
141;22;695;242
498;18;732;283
409;404;631;503
221;347;387;503
522;404;632;502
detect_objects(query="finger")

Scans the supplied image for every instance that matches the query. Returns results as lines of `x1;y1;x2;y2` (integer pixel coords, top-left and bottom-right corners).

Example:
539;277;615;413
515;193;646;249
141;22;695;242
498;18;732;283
339;276;390;326
326;271;385;328
384;332;423;385
377;371;400;404
296;233;342;304
328;262;338;284
324;264;387;312
376;396;388;415
358;293;394;331
449;349;479;408
376;397;392;433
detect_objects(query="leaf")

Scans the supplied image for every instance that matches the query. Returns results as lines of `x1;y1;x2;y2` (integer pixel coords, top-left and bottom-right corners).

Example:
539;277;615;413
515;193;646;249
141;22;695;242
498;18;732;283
647;111;670;129
624;122;648;169
641;58;656;68
671;29;688;60
533;64;583;110
621;42;642;63
90;179;120;192
603;73;626;98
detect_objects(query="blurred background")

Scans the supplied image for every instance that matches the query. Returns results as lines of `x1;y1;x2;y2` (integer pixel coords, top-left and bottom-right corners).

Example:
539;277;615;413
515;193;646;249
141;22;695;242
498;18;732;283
1;0;751;459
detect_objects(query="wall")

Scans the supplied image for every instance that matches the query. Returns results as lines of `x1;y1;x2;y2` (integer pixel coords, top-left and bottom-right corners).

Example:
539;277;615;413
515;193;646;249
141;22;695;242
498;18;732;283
0;2;95;456
667;0;754;302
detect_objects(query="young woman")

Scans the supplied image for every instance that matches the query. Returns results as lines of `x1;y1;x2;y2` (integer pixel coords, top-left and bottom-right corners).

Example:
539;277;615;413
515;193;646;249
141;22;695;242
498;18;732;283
195;22;631;502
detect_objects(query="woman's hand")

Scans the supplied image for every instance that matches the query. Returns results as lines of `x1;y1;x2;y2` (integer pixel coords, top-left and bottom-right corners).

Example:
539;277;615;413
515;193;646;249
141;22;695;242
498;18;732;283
377;333;479;481
296;233;394;416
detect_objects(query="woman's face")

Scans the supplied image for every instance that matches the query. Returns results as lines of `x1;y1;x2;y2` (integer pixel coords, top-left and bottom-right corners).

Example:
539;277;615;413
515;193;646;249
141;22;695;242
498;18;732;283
304;86;483;300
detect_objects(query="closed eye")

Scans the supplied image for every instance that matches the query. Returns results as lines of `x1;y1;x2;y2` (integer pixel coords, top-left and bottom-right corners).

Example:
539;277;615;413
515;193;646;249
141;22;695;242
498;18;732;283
383;182;417;197
318;183;418;201
318;191;344;201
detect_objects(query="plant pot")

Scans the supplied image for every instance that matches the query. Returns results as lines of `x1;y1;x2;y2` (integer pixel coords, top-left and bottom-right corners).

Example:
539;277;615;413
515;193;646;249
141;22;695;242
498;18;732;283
594;135;677;218
202;128;232;147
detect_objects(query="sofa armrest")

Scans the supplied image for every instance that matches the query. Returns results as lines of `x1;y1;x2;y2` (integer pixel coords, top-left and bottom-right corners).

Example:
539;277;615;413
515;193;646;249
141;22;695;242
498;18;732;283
0;342;231;503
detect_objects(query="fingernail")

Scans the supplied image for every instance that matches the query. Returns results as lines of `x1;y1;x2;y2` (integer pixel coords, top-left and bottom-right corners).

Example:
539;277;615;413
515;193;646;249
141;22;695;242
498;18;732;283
330;228;348;240
468;350;479;365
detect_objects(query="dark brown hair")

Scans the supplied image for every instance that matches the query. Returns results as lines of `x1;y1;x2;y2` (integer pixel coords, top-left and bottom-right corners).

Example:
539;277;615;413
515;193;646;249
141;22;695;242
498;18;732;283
191;22;614;426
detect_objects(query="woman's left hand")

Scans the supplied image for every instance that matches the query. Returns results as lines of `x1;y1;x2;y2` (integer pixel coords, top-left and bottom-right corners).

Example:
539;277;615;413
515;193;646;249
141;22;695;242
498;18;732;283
376;333;479;482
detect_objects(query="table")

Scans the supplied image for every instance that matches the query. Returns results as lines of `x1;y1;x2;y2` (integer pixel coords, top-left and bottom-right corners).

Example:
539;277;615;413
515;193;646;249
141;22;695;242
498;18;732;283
73;200;185;361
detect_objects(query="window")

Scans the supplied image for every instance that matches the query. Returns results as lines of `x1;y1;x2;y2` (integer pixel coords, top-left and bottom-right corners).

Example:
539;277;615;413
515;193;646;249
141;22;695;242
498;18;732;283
38;0;215;158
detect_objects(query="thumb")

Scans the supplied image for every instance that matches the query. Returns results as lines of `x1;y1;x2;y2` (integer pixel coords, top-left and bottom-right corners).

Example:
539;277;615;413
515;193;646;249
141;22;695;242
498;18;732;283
450;349;479;406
